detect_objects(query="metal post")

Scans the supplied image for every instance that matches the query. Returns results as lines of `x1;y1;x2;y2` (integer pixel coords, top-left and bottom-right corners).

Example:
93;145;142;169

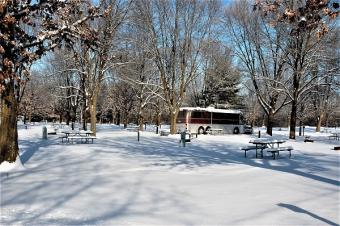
181;131;186;147
303;126;305;136
42;126;47;139
137;130;140;142
258;130;261;138
299;121;302;136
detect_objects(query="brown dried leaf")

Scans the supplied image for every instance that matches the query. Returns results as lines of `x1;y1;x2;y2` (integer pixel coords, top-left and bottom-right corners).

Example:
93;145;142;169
285;9;295;18
323;7;331;15
0;45;4;54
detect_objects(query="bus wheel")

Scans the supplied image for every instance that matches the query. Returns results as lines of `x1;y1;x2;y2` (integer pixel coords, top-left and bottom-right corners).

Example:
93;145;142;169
205;126;211;134
233;127;239;134
198;127;205;134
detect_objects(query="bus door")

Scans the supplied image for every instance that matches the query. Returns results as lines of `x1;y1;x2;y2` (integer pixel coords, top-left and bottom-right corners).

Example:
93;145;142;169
186;110;191;130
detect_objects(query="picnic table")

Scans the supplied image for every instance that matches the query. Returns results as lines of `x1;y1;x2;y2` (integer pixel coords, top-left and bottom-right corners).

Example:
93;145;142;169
329;133;340;140
60;130;95;143
207;128;223;135
244;138;291;159
62;130;93;137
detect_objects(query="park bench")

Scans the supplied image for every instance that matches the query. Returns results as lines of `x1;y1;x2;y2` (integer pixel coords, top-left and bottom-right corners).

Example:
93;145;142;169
160;130;170;136
304;136;314;142
266;146;293;159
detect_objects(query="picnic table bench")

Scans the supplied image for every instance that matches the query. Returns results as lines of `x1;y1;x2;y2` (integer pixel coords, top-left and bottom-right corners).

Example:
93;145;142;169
265;146;293;159
60;135;97;144
304;136;314;142
241;145;266;158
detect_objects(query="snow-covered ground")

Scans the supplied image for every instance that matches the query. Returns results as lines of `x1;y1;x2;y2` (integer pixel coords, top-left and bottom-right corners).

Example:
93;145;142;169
1;124;339;225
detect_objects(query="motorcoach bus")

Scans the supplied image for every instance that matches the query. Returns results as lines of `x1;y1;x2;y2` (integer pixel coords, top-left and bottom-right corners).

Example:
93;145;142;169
176;107;250;134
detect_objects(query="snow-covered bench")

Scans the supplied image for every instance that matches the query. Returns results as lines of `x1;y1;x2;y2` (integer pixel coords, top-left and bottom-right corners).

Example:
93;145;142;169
160;130;170;136
266;146;293;159
304;136;314;142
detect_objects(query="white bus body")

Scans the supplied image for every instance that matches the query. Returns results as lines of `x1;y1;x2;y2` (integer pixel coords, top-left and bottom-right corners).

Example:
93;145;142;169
176;107;247;134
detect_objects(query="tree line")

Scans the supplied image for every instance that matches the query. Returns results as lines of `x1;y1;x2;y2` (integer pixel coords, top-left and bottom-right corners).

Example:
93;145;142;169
0;0;339;163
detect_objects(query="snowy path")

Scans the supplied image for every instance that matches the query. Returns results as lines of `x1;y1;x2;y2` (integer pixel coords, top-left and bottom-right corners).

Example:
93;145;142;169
1;125;339;225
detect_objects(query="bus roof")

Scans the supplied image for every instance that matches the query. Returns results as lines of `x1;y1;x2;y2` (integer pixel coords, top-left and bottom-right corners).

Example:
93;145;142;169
180;107;242;114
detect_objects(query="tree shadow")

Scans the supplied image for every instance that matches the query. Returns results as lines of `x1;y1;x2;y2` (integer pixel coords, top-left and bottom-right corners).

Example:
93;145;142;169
277;203;339;226
1;146;196;225
2;127;339;224
94;132;340;187
19;138;60;164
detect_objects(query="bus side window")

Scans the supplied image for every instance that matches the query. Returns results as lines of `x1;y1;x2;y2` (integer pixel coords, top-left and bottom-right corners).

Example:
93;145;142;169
192;111;202;118
202;112;210;119
177;110;186;123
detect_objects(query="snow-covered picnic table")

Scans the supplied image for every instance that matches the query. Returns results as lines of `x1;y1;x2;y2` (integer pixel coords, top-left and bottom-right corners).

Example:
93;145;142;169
207;128;223;135
59;130;96;143
329;133;340;140
242;138;292;159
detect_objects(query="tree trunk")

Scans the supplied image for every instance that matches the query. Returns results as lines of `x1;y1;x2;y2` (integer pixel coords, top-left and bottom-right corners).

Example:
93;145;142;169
0;83;19;164
170;110;179;134
289;100;297;139
116;111;121;126
65;111;70;125
266;109;274;136
89;98;97;135
28;106;32;123
316;112;324;132
82;104;87;131
123;114;128;128
138;113;144;131
156;105;161;134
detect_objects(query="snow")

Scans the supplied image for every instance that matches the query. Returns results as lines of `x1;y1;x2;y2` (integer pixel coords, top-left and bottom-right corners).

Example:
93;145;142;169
0;157;25;173
1;124;339;225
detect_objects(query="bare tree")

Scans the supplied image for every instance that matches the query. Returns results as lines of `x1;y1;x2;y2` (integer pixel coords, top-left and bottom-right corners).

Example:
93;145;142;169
134;0;220;134
254;0;339;138
311;31;339;131
223;0;291;135
116;22;162;130
71;0;129;135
